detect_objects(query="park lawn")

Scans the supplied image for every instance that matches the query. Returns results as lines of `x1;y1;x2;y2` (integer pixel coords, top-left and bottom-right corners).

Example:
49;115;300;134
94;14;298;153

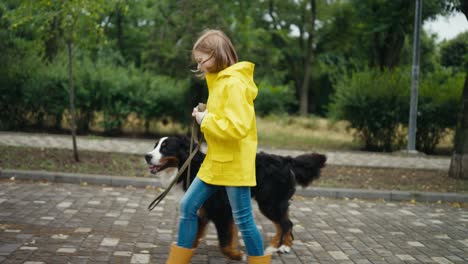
41;114;454;153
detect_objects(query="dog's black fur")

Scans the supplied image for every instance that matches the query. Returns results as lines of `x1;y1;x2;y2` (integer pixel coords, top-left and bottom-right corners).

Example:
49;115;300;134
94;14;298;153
145;136;326;260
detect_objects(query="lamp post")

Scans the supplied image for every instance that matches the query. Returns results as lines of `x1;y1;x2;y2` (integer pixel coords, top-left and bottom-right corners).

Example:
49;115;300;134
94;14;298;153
407;0;422;153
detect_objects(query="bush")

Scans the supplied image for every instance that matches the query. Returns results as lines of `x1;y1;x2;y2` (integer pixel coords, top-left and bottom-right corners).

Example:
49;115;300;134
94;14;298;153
416;69;463;153
255;79;296;116
1;48;191;135
72;56;190;135
440;31;468;70
22;56;69;129
133;73;190;132
79;58;136;134
0;38;44;130
329;68;410;151
329;66;462;153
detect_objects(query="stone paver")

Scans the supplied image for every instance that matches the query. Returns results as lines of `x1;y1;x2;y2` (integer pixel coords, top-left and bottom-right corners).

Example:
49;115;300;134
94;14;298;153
1;181;468;264
0;131;450;170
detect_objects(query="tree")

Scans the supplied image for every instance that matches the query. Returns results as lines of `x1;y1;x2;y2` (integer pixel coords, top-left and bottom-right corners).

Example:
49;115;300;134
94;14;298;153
0;1;44;130
440;32;468;69
10;0;110;161
348;0;447;70
100;0;153;67
299;0;317;116
261;0;329;115
240;0;447;115
449;1;468;179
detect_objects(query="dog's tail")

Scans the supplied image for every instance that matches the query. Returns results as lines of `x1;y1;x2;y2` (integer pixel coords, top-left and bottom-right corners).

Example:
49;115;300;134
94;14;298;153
292;153;327;187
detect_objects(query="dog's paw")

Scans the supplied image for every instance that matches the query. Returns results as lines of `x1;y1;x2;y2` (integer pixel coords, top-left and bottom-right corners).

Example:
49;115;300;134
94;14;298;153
278;245;291;253
221;247;244;261
266;244;291;254
242;254;247;262
265;246;278;254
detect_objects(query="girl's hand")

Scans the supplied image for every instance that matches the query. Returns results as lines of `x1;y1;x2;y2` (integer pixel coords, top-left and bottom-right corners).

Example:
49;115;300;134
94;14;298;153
192;106;207;125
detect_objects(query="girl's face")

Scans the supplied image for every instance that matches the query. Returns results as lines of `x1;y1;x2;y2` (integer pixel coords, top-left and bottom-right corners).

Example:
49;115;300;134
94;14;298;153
193;50;215;74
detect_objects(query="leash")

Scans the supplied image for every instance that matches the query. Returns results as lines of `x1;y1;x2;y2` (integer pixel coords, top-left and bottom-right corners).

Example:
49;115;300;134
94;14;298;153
148;103;205;211
187;103;205;190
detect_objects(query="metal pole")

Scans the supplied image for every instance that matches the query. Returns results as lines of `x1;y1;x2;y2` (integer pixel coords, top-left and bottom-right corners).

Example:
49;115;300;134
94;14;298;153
407;0;422;153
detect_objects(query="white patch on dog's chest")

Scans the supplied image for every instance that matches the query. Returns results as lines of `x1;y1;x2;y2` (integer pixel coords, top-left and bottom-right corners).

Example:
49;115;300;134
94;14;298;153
156;168;185;200
157;167;179;188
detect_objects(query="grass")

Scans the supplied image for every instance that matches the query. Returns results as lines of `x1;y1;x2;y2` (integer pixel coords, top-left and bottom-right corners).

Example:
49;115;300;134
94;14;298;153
257;115;360;151
257;115;454;153
1;144;466;194
0;145;149;178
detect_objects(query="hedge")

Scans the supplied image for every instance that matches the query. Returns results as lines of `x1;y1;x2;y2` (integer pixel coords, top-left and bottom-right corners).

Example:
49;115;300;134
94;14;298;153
329;67;462;153
1;53;297;135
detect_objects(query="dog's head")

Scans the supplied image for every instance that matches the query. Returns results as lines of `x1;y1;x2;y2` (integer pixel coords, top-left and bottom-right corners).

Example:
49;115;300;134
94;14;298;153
291;153;327;187
144;136;191;174
145;136;196;192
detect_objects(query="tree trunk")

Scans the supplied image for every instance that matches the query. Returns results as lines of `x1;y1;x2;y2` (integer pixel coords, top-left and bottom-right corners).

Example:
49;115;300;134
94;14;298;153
116;6;124;54
44;16;61;62
299;0;316;116
299;52;312;116
448;2;468;179
449;71;468;179
67;41;79;162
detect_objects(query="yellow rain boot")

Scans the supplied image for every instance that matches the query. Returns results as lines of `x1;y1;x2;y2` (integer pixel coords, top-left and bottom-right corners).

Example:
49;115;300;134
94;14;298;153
166;243;194;264
248;254;272;264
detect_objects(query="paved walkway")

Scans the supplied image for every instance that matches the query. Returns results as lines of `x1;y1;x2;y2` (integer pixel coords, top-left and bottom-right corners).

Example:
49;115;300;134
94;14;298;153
0;132;451;170
1;180;467;264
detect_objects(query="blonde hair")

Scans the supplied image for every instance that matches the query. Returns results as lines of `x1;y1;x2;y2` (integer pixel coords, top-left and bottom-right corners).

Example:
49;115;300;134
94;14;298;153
192;29;238;74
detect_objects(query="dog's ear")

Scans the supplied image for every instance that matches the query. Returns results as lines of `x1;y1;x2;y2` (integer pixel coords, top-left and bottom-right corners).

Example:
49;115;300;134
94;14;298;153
293;153;326;168
310;153;327;168
153;138;160;149
178;135;191;150
292;153;326;187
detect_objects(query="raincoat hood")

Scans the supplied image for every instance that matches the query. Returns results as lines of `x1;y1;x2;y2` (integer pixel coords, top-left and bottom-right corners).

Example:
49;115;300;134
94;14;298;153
206;61;257;101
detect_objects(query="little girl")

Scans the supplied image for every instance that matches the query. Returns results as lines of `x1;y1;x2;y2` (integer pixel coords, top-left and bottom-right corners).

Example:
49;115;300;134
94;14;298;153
165;29;271;264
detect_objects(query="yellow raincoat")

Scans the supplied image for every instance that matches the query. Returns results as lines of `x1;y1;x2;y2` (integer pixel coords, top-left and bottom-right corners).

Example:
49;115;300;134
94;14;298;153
198;61;258;186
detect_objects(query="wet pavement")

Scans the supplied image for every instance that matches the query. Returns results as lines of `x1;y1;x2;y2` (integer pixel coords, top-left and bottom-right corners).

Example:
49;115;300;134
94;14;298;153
0;180;467;264
0;131;463;264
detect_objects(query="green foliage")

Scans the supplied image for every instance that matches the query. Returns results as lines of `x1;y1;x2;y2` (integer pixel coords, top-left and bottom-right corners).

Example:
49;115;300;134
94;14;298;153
401;31;440;72
142;0;229;78
23;55;69;128
141;75;191;126
71;56;190;135
0;1;44;129
0;46;190;134
102;0;152;66
329;68;410;151
440;31;468;70
330;66;462;153
255;79;297;117
416;69;464;153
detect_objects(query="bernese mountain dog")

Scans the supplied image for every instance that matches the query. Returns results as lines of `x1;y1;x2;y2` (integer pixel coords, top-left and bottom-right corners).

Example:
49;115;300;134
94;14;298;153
144;136;326;260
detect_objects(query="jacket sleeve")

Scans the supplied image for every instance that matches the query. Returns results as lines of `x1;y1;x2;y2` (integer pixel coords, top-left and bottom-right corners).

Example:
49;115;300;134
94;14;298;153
200;78;255;141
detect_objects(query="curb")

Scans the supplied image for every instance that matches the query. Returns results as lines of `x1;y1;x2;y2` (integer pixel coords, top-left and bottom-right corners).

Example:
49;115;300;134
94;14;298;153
0;169;160;189
295;187;468;203
2;169;468;203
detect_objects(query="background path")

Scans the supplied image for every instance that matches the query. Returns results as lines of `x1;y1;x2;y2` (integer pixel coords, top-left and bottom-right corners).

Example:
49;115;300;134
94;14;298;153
0;132;450;170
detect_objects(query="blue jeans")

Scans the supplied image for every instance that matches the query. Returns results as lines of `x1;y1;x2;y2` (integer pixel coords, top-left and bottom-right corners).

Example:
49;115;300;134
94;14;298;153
177;177;264;256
